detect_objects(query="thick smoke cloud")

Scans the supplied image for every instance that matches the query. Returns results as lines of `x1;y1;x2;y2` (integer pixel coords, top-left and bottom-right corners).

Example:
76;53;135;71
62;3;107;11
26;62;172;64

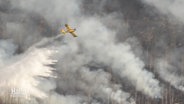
10;0;81;27
0;0;139;103
140;0;184;95
141;0;184;23
2;0;184;104
156;59;184;91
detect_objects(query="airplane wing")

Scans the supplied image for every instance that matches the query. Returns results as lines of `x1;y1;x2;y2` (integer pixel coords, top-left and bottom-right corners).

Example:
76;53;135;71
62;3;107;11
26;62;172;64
70;32;77;37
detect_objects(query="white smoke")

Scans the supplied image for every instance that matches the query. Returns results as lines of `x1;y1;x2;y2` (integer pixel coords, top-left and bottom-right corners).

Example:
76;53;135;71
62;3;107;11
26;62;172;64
0;0;168;103
10;0;81;26
141;0;184;23
55;17;162;98
141;0;184;94
45;93;86;104
156;59;184;91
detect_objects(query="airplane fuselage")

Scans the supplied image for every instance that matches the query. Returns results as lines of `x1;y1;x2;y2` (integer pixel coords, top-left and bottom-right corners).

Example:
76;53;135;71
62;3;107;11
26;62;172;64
61;24;77;37
67;29;76;33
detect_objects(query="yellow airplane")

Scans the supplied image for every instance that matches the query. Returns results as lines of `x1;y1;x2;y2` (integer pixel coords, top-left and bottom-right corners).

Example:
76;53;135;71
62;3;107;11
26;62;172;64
60;24;77;37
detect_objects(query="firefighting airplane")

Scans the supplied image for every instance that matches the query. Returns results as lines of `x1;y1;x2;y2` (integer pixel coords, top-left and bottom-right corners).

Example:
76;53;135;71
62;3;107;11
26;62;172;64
60;24;77;37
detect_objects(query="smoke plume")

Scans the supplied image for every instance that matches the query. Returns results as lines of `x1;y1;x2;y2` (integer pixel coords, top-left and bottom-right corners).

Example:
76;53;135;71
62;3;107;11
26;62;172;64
1;0;184;104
